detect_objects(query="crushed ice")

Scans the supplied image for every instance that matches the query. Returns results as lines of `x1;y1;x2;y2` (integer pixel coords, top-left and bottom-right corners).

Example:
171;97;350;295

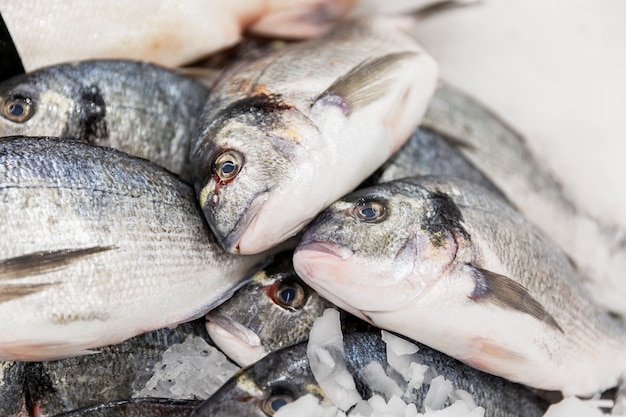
134;334;240;400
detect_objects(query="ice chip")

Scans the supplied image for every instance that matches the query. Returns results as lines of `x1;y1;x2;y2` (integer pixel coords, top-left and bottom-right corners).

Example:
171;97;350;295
363;361;403;398
424;375;453;411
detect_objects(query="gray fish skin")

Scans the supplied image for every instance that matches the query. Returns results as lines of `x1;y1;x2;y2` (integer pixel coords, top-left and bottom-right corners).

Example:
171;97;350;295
0;361;26;417
375;125;503;197
51;398;200;417
0;60;210;181
0;137;269;361
205;252;370;367
191;332;548;417
190;16;438;255
23;320;207;417
293;176;626;396
421;83;626;317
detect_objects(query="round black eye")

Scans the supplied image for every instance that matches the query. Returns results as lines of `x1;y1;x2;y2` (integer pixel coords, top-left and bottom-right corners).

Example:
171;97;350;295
213;150;243;181
354;200;387;223
1;96;34;123
261;393;294;415
271;280;306;310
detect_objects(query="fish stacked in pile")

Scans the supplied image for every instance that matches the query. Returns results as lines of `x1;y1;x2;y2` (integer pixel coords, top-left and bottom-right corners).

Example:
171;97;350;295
0;2;625;417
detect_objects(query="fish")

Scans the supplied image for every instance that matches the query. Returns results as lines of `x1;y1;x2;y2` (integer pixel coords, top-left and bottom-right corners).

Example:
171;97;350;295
1;0;356;71
0;136;271;361
421;83;626;317
293;175;626;397
0;60;210;181
189;15;438;255
191;331;549;417
51;398;200;417
205;252;370;367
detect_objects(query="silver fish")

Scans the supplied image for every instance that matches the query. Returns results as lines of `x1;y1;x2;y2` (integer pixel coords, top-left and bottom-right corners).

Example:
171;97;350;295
0;60;209;181
421;83;626;317
205;252;370;367
189;16;438;255
0;137;269;361
293;176;626;397
191;331;548;417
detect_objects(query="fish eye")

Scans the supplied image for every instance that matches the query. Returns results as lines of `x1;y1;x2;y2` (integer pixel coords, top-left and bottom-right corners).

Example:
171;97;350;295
271;279;306;310
353;200;387;223
213;150;244;182
261;392;294;415
1;95;34;123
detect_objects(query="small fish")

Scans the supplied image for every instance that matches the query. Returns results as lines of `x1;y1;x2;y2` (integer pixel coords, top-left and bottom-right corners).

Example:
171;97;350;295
205;252;370;366
1;0;355;71
191;331;548;417
293;176;626;397
0;137;270;361
0;60;210;181
52;398;200;417
421;83;626;317
189;15;438;254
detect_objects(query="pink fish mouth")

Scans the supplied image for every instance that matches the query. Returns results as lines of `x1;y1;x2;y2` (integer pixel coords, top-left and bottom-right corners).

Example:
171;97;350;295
205;311;267;366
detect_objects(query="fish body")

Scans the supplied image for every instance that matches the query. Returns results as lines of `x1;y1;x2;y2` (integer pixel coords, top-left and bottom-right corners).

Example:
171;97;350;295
375;125;502;196
422;83;626;317
191;331;548;417
0;60;209;180
205;252;370;366
190;16;438;254
2;0;355;71
0;137;269;361
293;176;626;396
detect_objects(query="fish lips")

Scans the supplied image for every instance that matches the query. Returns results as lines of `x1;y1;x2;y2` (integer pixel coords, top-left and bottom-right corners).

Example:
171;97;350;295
216;192;268;254
205;311;267;367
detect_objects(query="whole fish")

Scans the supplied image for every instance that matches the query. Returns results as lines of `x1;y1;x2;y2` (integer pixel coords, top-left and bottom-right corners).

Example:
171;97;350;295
52;398;200;417
1;0;355;71
293;176;626;397
0;60;209;181
205;252;370;366
0;137;270;361
191;331;548;417
421;83;626;317
189;15;438;254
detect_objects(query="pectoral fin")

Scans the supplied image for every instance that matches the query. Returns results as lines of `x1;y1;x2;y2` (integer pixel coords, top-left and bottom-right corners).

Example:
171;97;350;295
312;51;420;115
0;246;116;280
469;266;563;332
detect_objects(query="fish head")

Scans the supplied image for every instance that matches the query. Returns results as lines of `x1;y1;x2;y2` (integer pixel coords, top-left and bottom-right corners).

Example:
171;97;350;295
192;99;329;254
191;342;321;417
293;181;460;315
0;66;99;140
206;253;334;367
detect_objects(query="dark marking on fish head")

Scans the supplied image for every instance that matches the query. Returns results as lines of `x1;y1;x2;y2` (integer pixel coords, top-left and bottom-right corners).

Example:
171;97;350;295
423;191;470;247
77;84;108;145
468;266;563;332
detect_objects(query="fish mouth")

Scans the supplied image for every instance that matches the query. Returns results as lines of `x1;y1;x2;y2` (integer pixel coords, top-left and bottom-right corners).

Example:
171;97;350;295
205;311;267;367
221;192;268;254
295;240;354;259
